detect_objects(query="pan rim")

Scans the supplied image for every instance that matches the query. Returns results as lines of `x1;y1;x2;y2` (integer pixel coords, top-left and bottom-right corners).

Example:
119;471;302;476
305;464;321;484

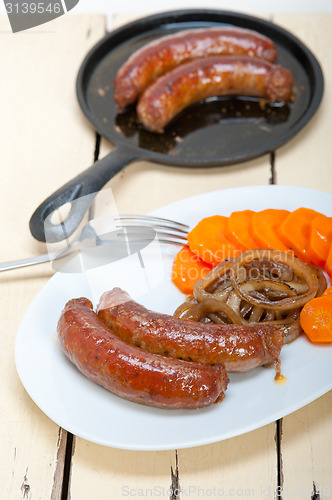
76;8;324;167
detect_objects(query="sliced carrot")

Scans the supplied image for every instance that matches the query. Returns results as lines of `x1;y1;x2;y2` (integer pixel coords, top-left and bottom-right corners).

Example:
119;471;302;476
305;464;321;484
323;286;332;297
187;215;241;266
277;207;322;264
308;214;332;267
325;244;332;277
300;295;332;343
225;210;258;251
171;245;212;295
250;209;290;251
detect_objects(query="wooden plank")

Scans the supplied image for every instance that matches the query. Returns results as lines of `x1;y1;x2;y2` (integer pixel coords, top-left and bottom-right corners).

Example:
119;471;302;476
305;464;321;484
178;425;278;498
272;13;332;499
272;13;332;193
0;14;106;499
280;392;332;499
70;441;177;499
70;427;278;499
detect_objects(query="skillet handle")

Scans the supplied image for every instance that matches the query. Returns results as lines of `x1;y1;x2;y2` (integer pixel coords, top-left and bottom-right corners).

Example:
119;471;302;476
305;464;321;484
29;145;138;243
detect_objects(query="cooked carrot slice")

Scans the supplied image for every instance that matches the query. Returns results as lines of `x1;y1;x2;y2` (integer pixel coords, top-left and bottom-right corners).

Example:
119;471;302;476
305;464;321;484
225;210;258;251
187;215;241;266
308;214;332;267
250;209;290;251
325;245;332;277
277;207;322;264
172;245;212;295
323;286;332;297
300;295;332;343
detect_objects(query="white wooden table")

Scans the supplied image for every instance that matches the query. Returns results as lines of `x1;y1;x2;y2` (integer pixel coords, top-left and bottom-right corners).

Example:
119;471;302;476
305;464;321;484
0;10;331;500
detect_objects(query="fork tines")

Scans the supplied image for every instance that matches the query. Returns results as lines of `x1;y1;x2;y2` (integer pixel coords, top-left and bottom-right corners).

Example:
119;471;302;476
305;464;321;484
114;214;189;232
114;214;189;246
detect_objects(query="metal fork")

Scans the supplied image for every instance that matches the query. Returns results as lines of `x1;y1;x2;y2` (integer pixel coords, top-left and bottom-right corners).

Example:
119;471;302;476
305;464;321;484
0;215;189;272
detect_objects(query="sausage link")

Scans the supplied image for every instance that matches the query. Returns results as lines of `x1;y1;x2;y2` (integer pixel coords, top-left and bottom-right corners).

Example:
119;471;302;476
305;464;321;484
114;27;277;108
97;288;283;372
137;55;293;132
57;297;228;409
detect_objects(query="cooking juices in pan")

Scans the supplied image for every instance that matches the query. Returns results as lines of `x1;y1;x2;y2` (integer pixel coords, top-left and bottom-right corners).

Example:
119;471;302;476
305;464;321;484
115;98;291;155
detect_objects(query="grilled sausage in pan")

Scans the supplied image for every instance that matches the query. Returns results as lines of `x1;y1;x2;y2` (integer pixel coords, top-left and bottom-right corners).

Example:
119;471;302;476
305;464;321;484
114;27;277;108
137;55;294;132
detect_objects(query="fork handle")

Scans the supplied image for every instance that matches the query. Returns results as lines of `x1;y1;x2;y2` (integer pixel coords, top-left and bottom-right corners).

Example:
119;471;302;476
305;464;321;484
29;144;139;244
0;253;53;272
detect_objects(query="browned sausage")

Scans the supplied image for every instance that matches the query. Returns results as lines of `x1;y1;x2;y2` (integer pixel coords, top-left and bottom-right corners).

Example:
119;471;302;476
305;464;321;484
97;288;283;372
137;55;294;132
114;27;277;108
57;297;228;409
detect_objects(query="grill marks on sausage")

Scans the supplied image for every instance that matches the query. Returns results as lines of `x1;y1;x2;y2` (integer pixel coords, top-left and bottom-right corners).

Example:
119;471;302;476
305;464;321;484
57;297;228;409
97;288;283;373
114;27;278;108
58;287;284;408
136;56;293;132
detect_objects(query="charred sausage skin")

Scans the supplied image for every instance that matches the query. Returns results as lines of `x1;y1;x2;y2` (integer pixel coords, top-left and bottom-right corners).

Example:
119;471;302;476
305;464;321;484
114;27;277;108
97;288;283;373
137;55;294;132
57;297;228;409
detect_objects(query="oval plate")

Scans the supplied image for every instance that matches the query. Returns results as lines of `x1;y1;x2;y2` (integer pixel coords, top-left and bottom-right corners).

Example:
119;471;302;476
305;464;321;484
15;186;332;450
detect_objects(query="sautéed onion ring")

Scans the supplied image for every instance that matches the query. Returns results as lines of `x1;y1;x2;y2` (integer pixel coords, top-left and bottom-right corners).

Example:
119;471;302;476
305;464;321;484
174;249;327;344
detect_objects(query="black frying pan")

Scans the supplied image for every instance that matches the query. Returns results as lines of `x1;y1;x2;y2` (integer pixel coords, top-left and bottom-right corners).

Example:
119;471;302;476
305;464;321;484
29;9;324;242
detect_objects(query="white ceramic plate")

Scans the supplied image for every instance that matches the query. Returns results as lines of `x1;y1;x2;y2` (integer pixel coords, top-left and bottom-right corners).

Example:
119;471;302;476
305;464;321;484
15;185;332;450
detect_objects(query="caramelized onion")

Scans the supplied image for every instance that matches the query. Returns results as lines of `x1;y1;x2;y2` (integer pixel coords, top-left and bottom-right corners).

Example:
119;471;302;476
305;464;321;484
230;249;319;310
193;259;234;302
176;298;244;325
174;249;327;344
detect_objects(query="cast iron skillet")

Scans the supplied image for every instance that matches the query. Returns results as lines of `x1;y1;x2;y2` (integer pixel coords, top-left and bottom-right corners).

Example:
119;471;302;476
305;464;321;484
29;9;324;242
